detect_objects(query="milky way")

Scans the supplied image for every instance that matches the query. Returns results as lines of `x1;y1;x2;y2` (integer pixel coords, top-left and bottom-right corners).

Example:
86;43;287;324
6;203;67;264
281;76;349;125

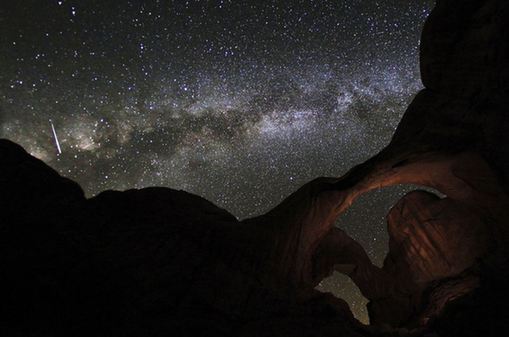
0;0;434;323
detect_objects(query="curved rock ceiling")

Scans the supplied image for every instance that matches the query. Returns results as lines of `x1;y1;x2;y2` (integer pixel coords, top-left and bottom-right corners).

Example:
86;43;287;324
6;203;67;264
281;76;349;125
1;0;509;336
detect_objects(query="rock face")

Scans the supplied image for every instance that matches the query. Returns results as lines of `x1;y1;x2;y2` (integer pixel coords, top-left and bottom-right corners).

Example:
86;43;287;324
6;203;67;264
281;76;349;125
1;0;509;336
0;139;363;337
387;191;487;285
368;190;490;327
360;0;509;328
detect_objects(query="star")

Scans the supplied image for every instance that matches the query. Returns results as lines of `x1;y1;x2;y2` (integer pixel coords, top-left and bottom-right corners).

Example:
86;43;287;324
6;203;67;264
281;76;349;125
0;0;434;324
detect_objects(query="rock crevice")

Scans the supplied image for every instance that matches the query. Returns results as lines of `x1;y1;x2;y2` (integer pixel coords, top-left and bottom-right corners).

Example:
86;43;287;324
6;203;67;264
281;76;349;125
1;0;509;336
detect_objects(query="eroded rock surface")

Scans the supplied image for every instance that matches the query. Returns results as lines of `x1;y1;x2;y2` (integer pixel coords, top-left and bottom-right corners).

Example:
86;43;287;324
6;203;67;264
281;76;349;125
1;0;509;336
368;190;490;327
0;139;363;337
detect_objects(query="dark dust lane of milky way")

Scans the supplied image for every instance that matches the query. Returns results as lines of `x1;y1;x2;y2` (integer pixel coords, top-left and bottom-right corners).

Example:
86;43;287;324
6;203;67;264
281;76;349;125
0;0;434;323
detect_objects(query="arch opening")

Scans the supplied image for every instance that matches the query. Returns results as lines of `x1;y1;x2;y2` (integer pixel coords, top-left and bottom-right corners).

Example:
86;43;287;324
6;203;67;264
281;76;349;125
314;184;444;324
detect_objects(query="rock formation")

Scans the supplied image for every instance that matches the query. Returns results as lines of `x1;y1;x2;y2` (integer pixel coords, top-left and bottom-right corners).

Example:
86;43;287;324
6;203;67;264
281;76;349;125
1;0;509;336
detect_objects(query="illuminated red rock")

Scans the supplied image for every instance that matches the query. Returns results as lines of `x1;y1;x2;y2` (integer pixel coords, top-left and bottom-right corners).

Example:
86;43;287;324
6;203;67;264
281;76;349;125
385;190;488;285
365;190;491;327
1;0;509;336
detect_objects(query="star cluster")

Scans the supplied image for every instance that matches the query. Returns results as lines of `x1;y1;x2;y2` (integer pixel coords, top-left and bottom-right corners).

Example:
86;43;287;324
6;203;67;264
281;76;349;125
0;0;434;323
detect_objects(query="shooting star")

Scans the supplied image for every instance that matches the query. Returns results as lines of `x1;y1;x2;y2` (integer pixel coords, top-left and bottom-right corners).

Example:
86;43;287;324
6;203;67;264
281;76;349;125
50;119;62;155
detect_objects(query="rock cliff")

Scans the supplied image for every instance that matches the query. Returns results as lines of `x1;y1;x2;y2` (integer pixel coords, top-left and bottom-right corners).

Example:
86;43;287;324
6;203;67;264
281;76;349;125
1;0;509;336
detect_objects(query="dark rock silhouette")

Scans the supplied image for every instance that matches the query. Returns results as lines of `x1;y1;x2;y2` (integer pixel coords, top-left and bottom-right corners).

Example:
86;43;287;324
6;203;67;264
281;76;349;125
1;0;509;336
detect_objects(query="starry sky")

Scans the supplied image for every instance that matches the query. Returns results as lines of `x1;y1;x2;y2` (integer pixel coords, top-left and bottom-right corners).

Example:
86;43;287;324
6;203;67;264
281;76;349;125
0;0;434;323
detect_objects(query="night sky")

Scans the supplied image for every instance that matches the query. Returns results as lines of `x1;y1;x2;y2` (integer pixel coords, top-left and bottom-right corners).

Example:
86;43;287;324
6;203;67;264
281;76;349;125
0;0;434;323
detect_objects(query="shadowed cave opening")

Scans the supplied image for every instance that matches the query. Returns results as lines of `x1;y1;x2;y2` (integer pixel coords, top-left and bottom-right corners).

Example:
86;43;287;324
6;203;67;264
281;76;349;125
315;184;444;324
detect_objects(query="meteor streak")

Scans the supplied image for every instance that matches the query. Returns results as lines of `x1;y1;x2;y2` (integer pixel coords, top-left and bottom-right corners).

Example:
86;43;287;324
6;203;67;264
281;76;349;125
50;119;62;155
